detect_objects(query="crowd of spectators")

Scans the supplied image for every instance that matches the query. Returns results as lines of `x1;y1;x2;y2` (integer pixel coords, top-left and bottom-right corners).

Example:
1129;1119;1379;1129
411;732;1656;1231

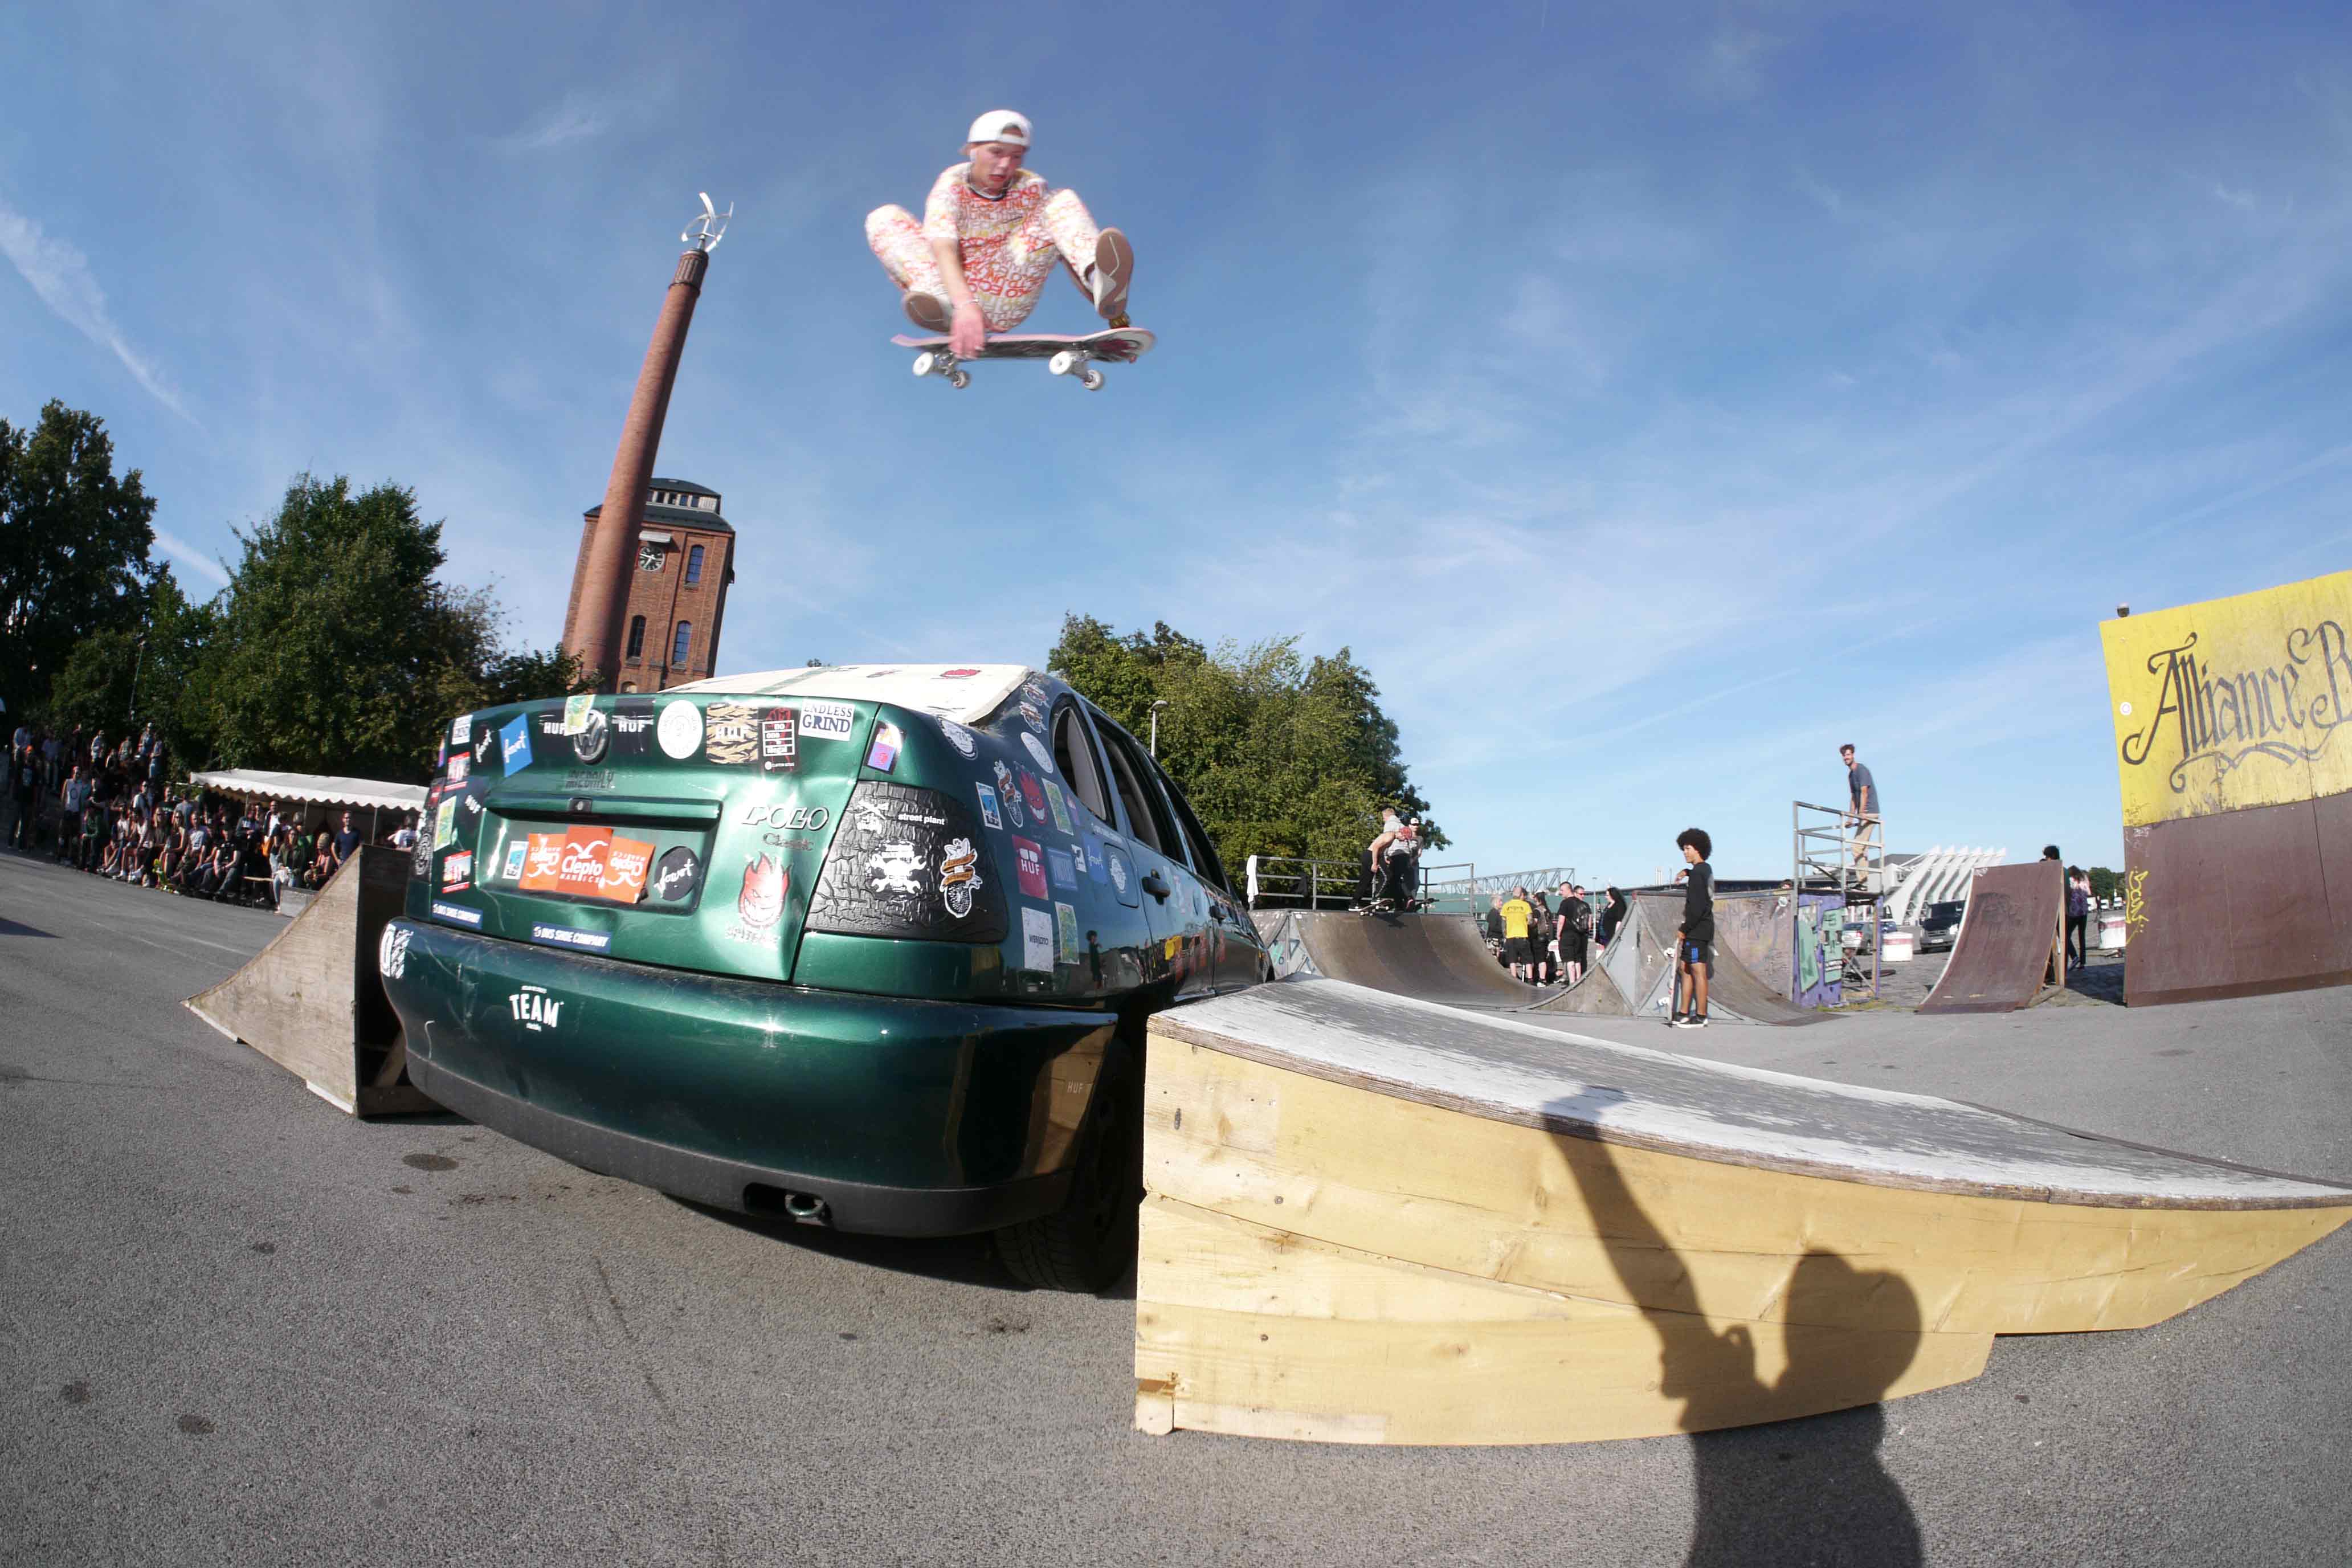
1483;881;1620;987
3;718;418;906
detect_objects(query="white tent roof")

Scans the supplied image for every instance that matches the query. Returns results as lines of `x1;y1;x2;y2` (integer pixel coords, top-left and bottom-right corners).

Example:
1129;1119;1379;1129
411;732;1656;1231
667;663;1034;725
189;769;428;813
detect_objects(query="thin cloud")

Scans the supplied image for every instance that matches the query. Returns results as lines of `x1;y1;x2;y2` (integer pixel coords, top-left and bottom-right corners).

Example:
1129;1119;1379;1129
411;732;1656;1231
153;529;232;589
0;199;198;426
492;93;609;153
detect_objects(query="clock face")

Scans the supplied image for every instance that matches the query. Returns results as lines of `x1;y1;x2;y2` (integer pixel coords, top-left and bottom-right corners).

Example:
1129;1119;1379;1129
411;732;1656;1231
639;544;664;571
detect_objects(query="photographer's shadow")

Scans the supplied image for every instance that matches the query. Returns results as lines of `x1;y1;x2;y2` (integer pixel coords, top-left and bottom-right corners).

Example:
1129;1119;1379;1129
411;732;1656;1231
1554;1089;1924;1567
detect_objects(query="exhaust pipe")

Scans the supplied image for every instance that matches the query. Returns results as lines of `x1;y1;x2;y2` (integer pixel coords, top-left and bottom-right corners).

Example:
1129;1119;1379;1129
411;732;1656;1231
745;1183;834;1227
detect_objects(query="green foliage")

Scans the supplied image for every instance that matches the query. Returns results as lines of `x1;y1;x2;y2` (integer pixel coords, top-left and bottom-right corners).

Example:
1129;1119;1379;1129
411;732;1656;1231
46;567;217;762
0;401;159;718
2087;865;2120;903
199;475;587;782
1048;615;1443;871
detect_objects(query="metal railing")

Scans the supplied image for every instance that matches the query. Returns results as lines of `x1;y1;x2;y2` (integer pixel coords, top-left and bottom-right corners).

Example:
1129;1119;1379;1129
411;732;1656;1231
1244;854;1363;910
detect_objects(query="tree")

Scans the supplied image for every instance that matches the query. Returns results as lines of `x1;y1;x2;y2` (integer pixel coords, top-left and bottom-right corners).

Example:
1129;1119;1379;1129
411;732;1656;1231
200;475;585;782
0;401;160;719
1048;614;1445;872
2086;865;2120;903
45;567;217;762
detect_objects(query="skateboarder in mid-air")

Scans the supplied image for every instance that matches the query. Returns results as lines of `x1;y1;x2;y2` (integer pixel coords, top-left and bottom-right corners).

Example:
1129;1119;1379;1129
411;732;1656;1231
865;109;1133;362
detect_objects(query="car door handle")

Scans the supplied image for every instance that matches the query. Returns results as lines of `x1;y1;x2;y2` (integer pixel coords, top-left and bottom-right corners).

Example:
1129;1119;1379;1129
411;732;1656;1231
1141;872;1171;902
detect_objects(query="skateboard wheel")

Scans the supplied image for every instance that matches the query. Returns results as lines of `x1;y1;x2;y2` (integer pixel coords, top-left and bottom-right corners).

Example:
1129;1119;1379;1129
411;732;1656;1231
913;352;940;378
1080;368;1105;391
1048;350;1078;377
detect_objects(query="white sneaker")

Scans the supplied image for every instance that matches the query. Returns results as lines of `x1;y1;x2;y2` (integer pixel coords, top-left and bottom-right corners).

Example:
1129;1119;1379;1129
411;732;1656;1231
903;292;950;333
1090;228;1133;322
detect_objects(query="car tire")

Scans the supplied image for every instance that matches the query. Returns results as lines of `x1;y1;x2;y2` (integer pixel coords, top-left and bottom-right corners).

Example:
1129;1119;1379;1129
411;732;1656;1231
994;1040;1141;1292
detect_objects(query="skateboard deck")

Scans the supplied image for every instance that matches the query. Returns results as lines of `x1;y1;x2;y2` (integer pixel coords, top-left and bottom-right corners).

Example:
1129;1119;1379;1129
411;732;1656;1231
889;326;1154;391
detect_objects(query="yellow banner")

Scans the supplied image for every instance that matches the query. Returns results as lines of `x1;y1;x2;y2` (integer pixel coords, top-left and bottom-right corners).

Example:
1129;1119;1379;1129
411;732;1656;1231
2100;569;2352;826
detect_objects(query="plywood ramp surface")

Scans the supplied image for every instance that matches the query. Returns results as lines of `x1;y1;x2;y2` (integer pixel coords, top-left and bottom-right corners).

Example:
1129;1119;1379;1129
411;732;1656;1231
1134;977;2351;1446
185;847;434;1116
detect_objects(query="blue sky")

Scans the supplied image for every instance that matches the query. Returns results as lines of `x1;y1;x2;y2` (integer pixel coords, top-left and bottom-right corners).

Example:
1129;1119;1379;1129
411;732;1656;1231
6;2;2350;884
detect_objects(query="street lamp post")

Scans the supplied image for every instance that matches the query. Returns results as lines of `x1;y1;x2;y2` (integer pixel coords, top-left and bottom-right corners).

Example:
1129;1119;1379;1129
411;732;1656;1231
128;635;147;724
1149;700;1168;758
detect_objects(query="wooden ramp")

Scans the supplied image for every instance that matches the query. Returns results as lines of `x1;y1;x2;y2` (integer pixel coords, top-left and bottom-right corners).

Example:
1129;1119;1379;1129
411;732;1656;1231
1253;902;1818;1024
1920;861;2065;1014
1134;978;2351;1446
186;847;437;1116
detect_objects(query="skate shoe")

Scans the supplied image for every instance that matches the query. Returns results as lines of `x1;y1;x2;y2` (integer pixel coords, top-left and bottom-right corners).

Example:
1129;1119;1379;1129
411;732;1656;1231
903;292;951;333
1090;228;1133;323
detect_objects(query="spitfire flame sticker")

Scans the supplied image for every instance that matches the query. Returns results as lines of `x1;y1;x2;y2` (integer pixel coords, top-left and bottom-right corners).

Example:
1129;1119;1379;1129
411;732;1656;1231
728;852;787;943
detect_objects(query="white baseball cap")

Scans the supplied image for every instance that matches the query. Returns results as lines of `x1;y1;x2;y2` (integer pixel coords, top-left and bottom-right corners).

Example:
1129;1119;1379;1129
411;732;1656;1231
965;109;1031;148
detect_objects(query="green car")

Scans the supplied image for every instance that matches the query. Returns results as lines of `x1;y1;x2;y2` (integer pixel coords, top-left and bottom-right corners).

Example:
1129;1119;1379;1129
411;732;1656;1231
377;665;1265;1289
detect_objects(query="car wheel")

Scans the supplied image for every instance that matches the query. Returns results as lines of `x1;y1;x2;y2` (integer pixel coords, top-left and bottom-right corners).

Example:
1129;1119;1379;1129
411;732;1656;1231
994;1040;1141;1292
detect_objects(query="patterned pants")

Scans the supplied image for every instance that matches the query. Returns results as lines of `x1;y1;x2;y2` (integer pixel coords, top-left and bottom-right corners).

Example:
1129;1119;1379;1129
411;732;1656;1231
865;189;1101;333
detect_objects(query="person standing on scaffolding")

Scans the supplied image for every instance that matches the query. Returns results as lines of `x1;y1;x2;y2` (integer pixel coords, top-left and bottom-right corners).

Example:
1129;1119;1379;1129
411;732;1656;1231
1841;743;1880;869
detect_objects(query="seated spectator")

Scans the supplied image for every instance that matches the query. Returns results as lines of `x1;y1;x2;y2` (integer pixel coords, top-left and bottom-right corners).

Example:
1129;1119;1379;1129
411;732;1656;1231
305;832;342;889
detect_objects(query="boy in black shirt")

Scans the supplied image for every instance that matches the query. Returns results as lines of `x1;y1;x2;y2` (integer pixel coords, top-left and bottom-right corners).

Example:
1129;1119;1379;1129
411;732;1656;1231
1672;827;1714;1028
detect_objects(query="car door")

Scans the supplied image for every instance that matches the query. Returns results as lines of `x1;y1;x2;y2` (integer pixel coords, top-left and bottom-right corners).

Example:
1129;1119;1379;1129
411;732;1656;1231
1080;711;1197;999
1145;753;1265;992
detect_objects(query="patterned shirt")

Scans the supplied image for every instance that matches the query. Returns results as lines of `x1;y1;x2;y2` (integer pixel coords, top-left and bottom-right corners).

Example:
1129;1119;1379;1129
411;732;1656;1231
923;164;1052;300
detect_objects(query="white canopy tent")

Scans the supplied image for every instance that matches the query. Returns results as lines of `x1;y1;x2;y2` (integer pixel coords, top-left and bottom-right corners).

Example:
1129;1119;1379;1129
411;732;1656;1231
187;770;428;841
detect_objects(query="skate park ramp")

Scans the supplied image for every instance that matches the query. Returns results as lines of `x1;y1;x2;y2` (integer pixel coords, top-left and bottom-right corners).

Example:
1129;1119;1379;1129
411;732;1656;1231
185;847;436;1116
1919;861;2064;1015
1134;974;2352;1445
1257;898;1826;1025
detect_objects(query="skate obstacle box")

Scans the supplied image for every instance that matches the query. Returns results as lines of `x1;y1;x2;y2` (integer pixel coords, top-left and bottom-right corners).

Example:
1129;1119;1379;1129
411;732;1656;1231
186;846;437;1116
1133;976;2352;1446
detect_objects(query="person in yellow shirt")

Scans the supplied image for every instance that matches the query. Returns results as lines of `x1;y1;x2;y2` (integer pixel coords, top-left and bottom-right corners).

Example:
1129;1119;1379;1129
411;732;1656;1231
1499;887;1534;983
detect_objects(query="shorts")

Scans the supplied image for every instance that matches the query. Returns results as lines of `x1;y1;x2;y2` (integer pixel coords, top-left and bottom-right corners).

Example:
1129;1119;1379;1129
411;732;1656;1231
1504;937;1532;963
1678;938;1712;968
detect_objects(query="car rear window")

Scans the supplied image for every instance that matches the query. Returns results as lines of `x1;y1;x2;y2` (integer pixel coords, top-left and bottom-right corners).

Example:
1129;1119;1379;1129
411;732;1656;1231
1052;701;1116;827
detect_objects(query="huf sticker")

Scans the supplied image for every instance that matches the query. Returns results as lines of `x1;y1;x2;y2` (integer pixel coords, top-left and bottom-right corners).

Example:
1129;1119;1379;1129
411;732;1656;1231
706;702;760;766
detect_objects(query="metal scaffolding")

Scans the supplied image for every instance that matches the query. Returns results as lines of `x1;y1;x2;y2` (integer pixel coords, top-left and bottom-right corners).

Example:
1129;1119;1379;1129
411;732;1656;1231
1793;799;1882;1000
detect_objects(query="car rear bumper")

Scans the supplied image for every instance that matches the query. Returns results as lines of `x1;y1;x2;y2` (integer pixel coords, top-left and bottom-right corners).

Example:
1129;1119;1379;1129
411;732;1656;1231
381;917;1115;1235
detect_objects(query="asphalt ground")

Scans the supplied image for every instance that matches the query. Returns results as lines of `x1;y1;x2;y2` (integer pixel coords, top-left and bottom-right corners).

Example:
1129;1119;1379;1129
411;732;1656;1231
3;847;2347;1567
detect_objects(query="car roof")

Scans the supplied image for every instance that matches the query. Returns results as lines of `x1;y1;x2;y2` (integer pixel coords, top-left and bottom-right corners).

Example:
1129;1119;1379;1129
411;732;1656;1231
664;663;1041;725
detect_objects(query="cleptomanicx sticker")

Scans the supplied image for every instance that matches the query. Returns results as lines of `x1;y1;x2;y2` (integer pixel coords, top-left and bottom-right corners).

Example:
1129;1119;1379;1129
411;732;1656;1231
938;719;977;758
799;701;856;741
658;700;704;760
1021;730;1055;776
1022;906;1054;973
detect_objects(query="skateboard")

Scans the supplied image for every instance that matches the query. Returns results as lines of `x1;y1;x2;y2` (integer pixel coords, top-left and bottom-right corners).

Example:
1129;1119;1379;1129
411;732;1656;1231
890;326;1154;392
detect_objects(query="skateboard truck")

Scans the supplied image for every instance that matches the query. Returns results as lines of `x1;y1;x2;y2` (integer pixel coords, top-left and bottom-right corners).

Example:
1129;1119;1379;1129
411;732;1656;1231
1044;350;1108;391
909;350;971;390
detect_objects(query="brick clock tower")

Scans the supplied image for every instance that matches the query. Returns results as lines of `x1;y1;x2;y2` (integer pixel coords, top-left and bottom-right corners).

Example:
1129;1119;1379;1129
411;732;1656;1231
560;478;736;692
